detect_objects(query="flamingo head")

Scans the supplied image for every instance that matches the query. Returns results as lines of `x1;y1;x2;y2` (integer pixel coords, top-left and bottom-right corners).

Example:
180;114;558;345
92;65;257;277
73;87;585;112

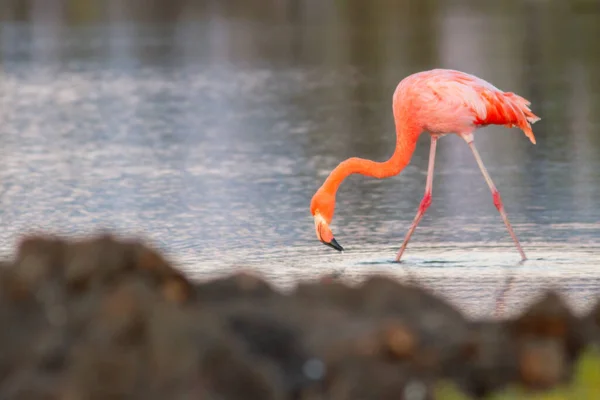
310;188;344;252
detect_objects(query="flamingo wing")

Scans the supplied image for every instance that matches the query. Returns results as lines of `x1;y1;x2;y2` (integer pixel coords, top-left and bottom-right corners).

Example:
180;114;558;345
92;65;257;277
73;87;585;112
421;70;540;144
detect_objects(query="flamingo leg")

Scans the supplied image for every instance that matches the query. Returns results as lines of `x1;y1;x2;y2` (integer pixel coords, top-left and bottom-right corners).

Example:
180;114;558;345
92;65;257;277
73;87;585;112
395;135;438;262
467;141;527;261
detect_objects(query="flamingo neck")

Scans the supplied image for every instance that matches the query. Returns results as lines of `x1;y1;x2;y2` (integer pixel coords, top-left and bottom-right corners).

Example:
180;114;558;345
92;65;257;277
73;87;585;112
321;122;421;195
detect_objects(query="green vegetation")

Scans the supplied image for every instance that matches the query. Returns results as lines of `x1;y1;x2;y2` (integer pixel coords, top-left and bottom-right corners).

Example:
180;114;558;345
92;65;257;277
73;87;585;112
436;347;600;399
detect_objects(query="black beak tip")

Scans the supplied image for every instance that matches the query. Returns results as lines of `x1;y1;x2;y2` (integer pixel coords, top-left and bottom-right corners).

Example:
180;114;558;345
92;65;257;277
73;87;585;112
323;237;344;252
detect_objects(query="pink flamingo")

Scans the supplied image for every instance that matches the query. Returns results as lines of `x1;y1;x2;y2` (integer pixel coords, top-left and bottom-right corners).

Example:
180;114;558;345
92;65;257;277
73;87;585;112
310;69;540;262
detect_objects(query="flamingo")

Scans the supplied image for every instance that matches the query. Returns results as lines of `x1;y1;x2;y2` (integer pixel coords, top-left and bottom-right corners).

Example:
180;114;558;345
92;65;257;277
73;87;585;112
310;69;540;262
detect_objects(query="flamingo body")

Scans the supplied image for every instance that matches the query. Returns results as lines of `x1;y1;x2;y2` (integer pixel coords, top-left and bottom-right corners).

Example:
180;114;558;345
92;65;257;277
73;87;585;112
393;69;539;143
310;68;540;261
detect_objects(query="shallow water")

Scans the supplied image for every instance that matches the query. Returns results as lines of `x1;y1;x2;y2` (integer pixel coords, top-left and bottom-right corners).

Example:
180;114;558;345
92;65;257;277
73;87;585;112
1;0;599;318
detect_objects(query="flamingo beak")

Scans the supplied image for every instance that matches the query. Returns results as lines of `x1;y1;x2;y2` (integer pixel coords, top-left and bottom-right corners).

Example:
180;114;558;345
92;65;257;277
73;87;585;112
314;214;344;252
324;237;344;252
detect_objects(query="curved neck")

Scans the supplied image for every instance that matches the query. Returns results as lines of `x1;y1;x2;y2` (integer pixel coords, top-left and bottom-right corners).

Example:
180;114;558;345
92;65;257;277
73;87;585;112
321;122;420;194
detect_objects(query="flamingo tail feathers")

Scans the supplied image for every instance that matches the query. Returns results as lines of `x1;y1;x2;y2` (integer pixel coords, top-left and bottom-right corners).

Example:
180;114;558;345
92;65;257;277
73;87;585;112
478;91;541;144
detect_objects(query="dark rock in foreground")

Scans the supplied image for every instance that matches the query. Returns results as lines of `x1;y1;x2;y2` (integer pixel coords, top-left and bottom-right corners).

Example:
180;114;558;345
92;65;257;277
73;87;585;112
0;234;598;399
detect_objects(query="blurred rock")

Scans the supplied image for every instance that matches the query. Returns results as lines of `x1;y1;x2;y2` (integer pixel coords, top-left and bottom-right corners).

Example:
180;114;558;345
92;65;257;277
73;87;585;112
0;233;599;399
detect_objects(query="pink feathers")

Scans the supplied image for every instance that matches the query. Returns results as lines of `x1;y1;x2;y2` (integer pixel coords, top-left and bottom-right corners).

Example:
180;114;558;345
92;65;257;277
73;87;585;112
476;91;540;144
394;69;541;144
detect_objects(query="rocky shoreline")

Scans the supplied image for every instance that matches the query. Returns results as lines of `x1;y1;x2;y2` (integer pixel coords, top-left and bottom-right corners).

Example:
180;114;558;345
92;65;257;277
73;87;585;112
0;234;598;399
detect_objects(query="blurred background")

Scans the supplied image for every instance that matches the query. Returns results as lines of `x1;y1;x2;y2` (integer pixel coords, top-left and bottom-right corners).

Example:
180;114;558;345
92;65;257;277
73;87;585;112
0;0;599;318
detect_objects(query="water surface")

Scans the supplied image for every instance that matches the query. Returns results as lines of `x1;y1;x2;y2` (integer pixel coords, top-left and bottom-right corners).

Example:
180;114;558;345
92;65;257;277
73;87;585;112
1;0;599;318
